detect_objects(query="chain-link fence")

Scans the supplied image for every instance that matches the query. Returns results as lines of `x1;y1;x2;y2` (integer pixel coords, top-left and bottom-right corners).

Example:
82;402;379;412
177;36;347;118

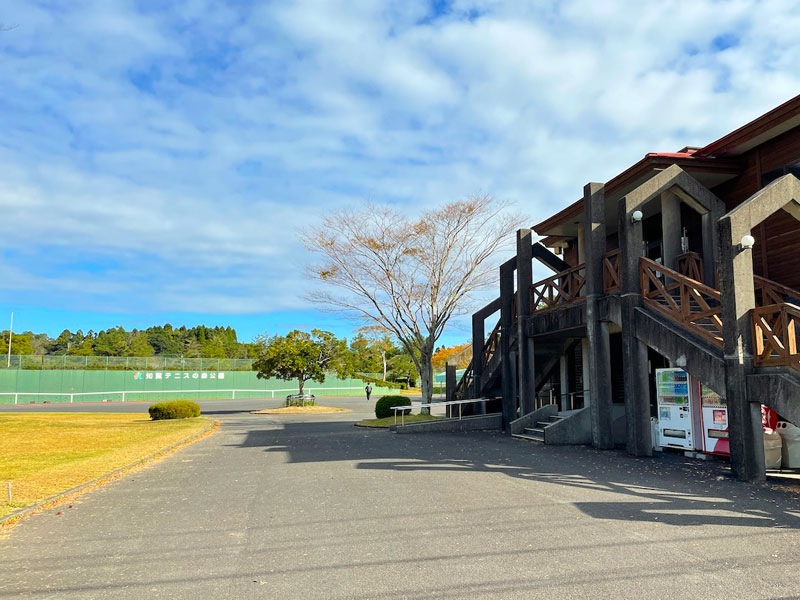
1;355;255;371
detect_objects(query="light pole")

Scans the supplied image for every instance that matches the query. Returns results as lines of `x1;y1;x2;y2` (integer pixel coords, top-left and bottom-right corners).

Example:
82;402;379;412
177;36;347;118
6;312;12;368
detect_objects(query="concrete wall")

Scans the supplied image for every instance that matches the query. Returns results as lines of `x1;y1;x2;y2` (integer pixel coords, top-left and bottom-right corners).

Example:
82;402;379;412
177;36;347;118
392;413;503;434
544;408;592;445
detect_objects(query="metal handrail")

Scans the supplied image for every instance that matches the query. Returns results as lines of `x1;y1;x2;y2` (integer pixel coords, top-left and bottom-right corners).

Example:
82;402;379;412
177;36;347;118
534;389;591;411
390;397;491;425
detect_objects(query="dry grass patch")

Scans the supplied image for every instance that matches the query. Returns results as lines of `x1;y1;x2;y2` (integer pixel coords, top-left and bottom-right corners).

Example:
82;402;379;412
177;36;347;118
251;406;350;414
0;412;211;519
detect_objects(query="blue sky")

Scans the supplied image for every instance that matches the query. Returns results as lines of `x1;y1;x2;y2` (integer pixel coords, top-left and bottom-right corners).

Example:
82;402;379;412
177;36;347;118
1;0;800;346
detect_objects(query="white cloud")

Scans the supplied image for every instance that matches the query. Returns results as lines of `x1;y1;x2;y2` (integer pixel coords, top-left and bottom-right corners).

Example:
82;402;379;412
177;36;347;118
1;0;799;339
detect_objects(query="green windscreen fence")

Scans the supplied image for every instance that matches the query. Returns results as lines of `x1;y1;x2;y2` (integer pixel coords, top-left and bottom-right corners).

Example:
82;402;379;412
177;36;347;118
0;369;390;404
2;355;255;371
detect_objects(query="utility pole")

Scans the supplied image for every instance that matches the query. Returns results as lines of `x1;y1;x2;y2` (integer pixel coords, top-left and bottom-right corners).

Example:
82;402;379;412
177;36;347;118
7;312;12;368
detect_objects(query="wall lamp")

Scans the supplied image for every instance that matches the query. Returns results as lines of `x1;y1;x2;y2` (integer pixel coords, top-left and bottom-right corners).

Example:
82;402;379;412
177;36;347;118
738;234;755;252
631;210;643;224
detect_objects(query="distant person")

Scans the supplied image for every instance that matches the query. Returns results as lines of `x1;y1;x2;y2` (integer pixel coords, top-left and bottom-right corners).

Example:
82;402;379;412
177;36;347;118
365;383;373;401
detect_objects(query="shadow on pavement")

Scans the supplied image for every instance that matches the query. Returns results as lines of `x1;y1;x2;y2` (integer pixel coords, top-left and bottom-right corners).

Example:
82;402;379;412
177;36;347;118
235;420;800;530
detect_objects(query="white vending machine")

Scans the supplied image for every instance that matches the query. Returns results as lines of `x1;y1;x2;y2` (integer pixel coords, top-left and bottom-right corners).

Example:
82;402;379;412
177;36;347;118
655;368;696;450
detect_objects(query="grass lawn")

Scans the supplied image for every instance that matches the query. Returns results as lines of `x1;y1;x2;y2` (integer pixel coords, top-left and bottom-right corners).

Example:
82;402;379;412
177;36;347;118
355;413;440;428
0;413;212;519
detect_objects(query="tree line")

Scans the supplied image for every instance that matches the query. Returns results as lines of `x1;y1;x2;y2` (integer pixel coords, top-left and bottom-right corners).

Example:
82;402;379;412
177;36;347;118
1;325;253;359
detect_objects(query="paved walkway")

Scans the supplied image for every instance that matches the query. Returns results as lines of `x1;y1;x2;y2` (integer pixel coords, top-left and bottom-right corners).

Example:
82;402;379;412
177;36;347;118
2;397;800;599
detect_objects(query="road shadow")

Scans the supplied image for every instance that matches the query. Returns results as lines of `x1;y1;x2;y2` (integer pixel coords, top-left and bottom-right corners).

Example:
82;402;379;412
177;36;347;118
235;420;800;530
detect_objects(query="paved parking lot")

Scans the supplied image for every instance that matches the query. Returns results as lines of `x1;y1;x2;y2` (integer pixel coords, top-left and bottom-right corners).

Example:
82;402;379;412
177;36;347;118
2;396;800;599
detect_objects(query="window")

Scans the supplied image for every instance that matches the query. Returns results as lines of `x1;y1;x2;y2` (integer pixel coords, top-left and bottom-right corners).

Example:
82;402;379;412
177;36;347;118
761;159;800;187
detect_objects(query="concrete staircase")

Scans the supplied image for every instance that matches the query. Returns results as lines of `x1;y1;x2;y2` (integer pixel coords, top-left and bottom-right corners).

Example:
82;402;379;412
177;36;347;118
511;413;566;443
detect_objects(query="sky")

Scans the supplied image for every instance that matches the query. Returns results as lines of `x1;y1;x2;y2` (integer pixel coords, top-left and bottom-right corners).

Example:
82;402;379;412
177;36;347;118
1;0;800;346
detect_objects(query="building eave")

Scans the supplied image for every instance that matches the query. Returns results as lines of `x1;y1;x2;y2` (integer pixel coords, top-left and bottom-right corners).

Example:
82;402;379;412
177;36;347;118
695;93;800;157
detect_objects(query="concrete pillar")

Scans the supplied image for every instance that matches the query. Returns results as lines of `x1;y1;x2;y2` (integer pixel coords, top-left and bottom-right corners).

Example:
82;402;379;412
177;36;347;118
661;191;682;271
718;217;765;481
581;338;590;407
701;213;715;287
510;349;519;416
500;258;516;430
559;355;569;412
619;195;654;457
445;363;456;418
583;182;614;448
516;229;536;415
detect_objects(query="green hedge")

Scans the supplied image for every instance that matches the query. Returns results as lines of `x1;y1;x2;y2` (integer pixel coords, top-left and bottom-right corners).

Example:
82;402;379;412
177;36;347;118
148;400;201;420
375;395;411;419
359;375;405;390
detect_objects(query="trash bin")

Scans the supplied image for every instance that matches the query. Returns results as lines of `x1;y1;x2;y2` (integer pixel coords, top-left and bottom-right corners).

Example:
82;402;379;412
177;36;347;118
651;417;662;451
763;428;782;470
776;421;800;469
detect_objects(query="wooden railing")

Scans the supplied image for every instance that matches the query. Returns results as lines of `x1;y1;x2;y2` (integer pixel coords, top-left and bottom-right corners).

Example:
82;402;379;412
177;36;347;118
640;257;723;347
481;319;501;368
530;263;586;312
752;303;800;371
754;276;800;308
675;251;704;282
453;360;473;401
602;249;621;293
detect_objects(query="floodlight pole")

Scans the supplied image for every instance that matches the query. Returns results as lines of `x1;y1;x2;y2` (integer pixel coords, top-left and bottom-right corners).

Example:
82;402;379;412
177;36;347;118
6;312;12;368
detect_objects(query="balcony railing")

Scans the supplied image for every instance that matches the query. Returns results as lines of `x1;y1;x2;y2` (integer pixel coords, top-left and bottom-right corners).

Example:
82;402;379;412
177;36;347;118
640;257;723;347
530;263;586;312
755;275;800;308
675;251;704;282
752;303;800;371
602;249;621;293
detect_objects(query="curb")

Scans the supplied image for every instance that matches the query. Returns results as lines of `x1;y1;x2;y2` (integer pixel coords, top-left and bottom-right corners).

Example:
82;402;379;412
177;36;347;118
1;418;220;527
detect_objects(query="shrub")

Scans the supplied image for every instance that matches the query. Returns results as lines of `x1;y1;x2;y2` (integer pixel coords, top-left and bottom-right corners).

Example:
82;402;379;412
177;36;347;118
148;400;201;420
375;395;411;419
285;394;316;407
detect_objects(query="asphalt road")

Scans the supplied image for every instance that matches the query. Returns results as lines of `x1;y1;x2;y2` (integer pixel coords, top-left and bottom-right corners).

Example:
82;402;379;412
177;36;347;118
2;397;800;599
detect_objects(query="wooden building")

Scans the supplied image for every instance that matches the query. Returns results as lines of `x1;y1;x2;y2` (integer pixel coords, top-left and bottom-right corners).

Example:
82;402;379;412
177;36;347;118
453;93;800;481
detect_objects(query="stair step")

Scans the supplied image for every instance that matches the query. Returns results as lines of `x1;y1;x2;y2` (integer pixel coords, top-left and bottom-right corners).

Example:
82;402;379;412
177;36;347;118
548;415;564;421
512;433;544;443
524;427;545;435
536;421;553;428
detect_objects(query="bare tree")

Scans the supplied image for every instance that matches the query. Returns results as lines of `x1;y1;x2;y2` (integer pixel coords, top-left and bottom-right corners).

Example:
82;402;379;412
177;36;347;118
304;195;525;405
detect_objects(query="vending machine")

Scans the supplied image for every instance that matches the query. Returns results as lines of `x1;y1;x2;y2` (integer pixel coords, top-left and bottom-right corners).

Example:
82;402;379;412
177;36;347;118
655;368;696;450
698;385;729;455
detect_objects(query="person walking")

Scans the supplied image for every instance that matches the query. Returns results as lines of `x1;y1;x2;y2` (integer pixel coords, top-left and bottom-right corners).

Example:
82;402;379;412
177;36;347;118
365;383;373;401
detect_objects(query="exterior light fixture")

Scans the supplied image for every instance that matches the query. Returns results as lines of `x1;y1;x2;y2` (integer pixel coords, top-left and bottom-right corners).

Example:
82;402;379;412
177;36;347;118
631;210;643;224
739;234;755;252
